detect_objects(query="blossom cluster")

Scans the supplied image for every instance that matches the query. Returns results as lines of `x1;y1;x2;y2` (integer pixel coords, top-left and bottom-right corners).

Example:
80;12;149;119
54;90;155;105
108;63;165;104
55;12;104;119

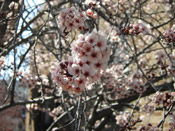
168;65;175;76
17;71;52;89
142;91;175;117
137;124;159;131
151;91;175;108
52;30;111;94
102;65;147;99
85;0;118;15
152;91;165;105
0;56;39;88
58;7;87;35
168;50;175;76
116;111;130;127
141;103;155;115
163;27;175;44
154;50;175;77
18;72;37;88
129;71;147;94
102;64;129;99
155;51;166;61
117;23;148;35
102;0;117;13
84;0;99;18
49;106;64;121
116;111;143;130
169;111;175;131
84;0;99;7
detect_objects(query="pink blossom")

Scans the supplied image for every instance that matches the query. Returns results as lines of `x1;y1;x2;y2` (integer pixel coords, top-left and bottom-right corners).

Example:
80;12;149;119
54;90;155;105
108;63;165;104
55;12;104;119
82;42;92;54
73;75;86;88
96;36;107;50
58;7;87;35
101;46;111;62
82;64;95;77
52;29;110;94
65;20;76;30
116;112;130;127
93;60;105;70
87;48;102;63
85;32;98;46
155;51;166;61
68;64;81;76
72;87;82;94
86;9;93;16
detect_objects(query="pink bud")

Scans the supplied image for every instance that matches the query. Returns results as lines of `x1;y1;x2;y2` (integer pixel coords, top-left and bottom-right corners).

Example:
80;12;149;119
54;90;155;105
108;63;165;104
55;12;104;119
87;9;93;16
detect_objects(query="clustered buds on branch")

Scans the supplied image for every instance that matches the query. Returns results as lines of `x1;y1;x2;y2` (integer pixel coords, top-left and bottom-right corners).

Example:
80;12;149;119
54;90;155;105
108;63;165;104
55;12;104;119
117;23;148;36
84;0;99;8
155;50;175;77
116;111;131;127
18;72;37;88
169;111;175;131
52;30;111;94
84;0;98;18
163;27;175;44
116;91;175;130
137;123;159;131
58;7;87;35
102;0;117;13
102;64;148;100
102;64;128;99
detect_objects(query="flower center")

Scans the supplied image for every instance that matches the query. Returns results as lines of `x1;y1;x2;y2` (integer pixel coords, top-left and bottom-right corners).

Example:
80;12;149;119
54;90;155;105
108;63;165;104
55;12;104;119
91;52;97;58
97;42;102;47
89;38;94;43
84;71;90;77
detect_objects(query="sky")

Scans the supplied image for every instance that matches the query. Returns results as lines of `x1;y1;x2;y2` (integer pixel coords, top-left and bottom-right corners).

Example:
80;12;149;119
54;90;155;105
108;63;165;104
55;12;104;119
2;0;45;78
21;0;45;37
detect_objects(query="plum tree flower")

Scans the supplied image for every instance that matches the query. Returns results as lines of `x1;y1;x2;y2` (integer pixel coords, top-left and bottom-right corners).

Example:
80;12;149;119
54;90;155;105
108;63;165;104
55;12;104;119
86;9;93;16
82;63;95;77
155;51;166;61
52;29;111;94
163;27;175;44
94;60;105;70
87;49;102;63
68;63;81;77
85;31;98;46
81;42;92;53
137;124;159;131
116;112;130;127
57;6;87;35
96;36;107;50
101;46;111;62
169;111;175;131
84;0;100;7
73;75;86;87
